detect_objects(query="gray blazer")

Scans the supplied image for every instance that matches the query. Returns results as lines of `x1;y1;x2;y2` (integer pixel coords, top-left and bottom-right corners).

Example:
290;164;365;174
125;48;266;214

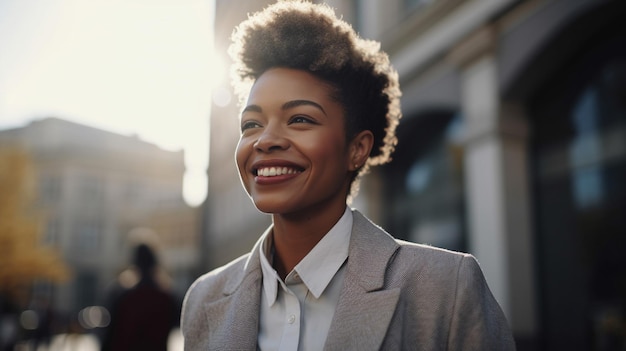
182;210;516;350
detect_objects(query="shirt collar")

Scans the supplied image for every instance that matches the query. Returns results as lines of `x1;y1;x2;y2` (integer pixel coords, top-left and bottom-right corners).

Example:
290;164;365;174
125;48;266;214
259;207;353;305
259;229;279;306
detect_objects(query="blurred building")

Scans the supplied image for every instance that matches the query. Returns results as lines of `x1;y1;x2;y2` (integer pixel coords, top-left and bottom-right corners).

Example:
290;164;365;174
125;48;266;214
0;117;200;316
205;0;625;350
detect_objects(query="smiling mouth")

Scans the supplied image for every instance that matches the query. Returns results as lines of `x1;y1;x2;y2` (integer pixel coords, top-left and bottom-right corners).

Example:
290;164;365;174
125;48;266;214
255;166;303;177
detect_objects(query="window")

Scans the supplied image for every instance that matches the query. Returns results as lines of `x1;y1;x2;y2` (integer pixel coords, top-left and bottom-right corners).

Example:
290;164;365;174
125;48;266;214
384;111;466;251
531;35;626;350
75;272;98;309
44;218;60;246
39;175;61;204
74;220;101;251
79;175;103;200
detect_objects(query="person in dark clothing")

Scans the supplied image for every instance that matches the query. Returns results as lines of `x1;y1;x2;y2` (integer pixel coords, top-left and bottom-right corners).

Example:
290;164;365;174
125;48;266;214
100;243;177;351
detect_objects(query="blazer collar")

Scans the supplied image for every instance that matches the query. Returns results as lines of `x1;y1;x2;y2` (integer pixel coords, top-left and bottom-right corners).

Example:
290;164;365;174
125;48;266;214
324;210;401;350
204;211;401;350
222;210;399;294
348;210;400;291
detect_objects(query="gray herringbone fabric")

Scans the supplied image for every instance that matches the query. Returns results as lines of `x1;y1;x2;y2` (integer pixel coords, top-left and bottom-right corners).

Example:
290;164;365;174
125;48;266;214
181;210;516;350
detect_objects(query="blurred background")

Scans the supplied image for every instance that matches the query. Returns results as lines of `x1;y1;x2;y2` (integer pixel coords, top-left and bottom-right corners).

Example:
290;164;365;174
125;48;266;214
0;0;625;350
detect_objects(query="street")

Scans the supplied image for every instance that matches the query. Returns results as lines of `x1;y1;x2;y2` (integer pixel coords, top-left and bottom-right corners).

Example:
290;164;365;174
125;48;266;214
13;328;183;351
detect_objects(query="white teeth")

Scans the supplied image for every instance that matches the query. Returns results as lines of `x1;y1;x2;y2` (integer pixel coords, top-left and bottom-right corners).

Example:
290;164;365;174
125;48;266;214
257;167;300;177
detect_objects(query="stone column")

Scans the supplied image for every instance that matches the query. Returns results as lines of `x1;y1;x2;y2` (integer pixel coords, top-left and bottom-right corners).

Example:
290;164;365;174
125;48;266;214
450;26;537;336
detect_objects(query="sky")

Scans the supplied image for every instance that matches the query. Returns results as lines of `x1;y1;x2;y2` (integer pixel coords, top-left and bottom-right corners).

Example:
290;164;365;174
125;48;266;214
0;0;219;206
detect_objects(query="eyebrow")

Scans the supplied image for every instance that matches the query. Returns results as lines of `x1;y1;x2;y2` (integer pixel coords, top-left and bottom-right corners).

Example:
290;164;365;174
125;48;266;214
242;99;327;116
282;100;327;115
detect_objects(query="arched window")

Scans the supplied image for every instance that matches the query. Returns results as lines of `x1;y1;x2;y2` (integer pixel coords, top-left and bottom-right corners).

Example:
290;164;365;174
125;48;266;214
531;30;626;351
383;110;466;252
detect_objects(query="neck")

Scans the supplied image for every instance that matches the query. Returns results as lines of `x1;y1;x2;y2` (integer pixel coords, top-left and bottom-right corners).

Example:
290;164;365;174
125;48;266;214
271;203;347;279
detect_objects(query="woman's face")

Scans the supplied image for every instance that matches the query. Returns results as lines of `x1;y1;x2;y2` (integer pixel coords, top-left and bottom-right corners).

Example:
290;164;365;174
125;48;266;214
236;67;354;216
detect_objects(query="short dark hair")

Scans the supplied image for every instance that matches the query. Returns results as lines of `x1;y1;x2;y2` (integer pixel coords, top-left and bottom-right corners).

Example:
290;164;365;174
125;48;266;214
229;0;402;197
133;243;157;274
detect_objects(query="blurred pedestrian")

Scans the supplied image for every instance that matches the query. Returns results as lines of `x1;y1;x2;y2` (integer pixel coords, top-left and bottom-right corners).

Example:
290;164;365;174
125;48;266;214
0;295;19;351
182;1;515;350
100;243;177;351
28;296;53;351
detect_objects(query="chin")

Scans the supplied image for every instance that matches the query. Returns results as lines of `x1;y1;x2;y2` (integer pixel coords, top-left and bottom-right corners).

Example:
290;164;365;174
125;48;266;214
253;203;287;215
251;197;300;215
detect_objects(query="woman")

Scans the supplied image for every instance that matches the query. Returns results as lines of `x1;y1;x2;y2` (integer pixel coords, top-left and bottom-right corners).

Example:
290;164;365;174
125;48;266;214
182;1;515;350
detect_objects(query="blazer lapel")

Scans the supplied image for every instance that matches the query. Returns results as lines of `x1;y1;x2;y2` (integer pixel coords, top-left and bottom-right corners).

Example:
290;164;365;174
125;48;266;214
203;232;267;350
324;210;401;350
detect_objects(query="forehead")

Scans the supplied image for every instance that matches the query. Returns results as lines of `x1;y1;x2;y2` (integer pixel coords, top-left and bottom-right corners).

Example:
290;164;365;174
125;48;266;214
247;68;340;108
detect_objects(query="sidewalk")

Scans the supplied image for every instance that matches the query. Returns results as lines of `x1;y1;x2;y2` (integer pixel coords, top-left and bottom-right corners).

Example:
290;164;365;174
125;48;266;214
14;328;183;351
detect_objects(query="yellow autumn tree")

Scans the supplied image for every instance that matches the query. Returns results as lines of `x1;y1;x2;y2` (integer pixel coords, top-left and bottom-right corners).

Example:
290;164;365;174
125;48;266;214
0;147;70;303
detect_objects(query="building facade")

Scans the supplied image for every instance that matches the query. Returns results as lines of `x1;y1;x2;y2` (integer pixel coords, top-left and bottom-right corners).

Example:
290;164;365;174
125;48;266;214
0;117;200;316
205;0;626;349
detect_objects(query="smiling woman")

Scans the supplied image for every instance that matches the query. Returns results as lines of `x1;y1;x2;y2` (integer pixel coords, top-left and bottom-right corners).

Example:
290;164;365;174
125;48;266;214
181;1;515;350
0;0;216;206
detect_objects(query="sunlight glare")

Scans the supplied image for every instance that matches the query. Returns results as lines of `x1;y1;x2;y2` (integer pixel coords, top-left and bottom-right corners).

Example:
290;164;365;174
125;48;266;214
0;0;217;207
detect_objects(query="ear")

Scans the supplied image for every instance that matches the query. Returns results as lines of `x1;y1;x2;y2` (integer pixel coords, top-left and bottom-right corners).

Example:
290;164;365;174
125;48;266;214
348;130;374;171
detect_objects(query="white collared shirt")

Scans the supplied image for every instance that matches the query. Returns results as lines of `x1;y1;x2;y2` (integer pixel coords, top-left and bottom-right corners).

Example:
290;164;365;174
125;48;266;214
258;207;353;351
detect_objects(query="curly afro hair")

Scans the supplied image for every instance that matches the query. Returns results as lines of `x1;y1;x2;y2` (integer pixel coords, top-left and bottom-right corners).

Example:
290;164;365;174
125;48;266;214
229;0;402;197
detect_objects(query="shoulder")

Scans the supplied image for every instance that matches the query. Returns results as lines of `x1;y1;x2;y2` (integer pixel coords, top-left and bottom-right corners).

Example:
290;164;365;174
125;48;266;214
181;254;249;327
387;240;502;325
184;254;249;304
181;254;252;337
353;210;473;272
386;239;474;284
395;239;473;269
389;242;514;348
352;209;482;288
351;212;514;347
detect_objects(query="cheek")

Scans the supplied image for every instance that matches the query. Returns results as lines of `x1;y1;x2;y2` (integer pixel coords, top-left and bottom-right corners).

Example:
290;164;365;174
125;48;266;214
312;133;350;165
235;139;248;174
235;141;253;194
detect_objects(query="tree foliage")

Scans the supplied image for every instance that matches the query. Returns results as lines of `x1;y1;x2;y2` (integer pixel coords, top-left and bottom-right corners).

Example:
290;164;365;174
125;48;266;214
0;147;69;302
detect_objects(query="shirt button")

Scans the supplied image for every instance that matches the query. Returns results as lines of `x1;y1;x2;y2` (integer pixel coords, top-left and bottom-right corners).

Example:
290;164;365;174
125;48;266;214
288;315;296;324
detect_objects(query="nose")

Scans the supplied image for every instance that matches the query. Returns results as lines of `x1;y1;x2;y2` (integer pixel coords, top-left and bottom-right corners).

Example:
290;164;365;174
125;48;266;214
253;124;289;152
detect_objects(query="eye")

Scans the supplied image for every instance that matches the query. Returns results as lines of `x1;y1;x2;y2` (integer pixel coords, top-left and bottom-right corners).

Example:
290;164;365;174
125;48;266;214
289;115;316;125
241;120;262;132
